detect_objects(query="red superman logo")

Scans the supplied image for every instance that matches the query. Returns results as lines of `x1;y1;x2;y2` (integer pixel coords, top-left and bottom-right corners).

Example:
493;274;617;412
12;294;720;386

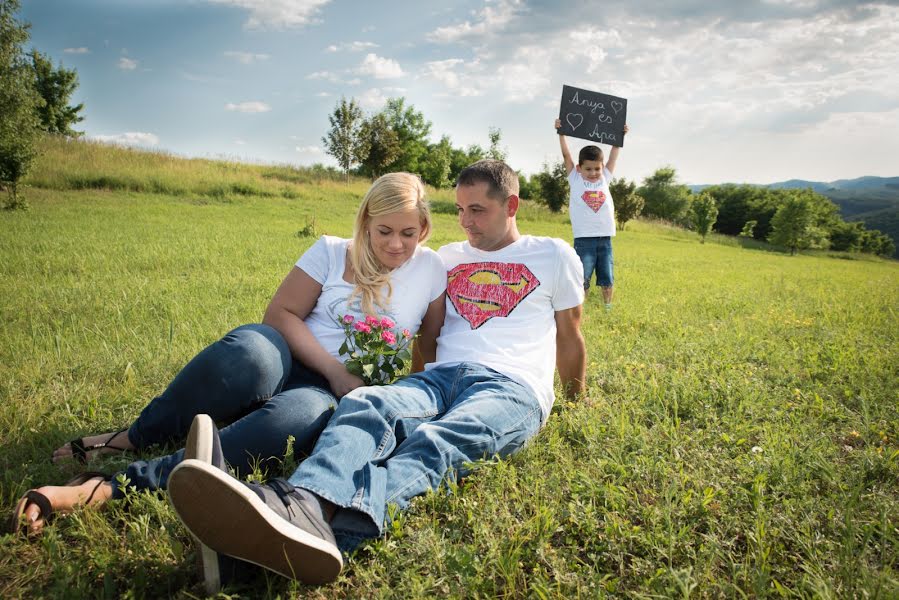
447;262;539;329
581;190;606;212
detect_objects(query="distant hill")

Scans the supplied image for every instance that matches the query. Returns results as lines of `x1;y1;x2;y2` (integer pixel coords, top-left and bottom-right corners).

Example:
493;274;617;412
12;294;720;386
690;176;899;256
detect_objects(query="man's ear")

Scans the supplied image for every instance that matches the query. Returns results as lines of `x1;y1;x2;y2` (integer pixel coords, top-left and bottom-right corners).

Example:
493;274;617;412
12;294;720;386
506;194;520;217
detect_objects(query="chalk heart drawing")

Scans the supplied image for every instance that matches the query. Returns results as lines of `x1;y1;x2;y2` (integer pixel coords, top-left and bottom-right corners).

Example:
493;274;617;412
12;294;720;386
565;113;583;131
610;101;623;114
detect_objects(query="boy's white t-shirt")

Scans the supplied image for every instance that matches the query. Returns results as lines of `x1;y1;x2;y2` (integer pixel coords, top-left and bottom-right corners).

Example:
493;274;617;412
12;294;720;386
568;166;616;238
429;235;585;421
295;235;446;361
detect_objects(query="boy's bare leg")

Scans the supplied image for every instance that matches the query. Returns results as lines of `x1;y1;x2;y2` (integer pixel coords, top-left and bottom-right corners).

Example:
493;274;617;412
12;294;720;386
601;286;614;305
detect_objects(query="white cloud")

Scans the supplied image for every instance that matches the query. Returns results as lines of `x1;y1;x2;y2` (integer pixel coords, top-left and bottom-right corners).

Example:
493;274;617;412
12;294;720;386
356;53;404;79
225;101;272;113
224;51;270;64
118;57;138;70
64;47;90;54
306;70;340;82
92;132;160;147
234;139;246;145
295;145;323;153
206;0;331;29
326;41;378;53
358;88;389;108
316;91;331;97
427;0;524;43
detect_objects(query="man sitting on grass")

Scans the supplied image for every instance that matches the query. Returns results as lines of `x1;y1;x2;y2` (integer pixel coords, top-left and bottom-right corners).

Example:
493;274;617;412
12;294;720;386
166;159;587;585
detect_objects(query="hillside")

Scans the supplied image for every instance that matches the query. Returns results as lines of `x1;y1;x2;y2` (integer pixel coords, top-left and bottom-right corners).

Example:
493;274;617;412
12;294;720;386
2;138;897;598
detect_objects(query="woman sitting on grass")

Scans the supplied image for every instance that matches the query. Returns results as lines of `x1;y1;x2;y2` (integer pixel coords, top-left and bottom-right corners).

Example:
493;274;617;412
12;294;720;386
10;172;446;535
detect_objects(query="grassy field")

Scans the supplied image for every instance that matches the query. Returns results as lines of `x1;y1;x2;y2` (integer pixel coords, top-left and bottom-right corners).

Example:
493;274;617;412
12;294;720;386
1;139;897;598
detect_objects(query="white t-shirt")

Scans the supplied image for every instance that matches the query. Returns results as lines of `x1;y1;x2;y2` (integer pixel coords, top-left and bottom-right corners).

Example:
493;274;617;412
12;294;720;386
568;166;616;238
429;236;585;421
295;236;446;361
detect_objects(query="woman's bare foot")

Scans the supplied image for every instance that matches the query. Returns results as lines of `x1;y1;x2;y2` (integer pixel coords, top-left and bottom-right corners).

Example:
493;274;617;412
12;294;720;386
52;429;135;463
18;478;113;535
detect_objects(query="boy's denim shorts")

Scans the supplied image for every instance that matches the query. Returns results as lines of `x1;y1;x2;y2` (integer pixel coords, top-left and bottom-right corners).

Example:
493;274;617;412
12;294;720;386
573;236;614;289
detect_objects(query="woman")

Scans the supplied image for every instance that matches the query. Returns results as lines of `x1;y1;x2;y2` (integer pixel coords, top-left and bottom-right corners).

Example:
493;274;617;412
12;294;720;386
11;172;446;535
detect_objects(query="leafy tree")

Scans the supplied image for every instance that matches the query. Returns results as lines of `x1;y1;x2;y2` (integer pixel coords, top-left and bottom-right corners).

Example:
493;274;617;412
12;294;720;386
383;97;431;174
29;48;83;136
517;172;534;200
487;126;506;161
533;160;568;213
860;229;896;256
322;97;365;181
420;135;452;189
637;166;692;224
739;220;757;238
609;178;643;229
357;111;399;179
828;220;865;252
0;0;42;209
768;192;822;255
690;191;718;243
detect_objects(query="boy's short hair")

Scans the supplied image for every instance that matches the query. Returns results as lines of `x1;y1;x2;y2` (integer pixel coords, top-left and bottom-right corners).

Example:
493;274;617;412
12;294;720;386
578;145;604;165
456;159;519;201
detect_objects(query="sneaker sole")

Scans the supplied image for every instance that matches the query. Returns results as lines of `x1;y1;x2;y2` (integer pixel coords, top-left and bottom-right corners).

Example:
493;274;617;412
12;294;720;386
183;415;220;594
169;459;343;584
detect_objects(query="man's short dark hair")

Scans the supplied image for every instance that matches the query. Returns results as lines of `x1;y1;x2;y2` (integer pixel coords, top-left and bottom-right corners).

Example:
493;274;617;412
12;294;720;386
578;145;604;165
456;159;519;201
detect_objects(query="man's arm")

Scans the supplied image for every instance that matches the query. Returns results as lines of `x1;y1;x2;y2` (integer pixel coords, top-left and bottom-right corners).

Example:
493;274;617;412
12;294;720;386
555;305;586;401
555;118;575;174
605;124;629;175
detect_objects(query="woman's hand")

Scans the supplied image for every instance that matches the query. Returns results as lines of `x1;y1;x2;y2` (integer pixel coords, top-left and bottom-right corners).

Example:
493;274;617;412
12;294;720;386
327;367;366;398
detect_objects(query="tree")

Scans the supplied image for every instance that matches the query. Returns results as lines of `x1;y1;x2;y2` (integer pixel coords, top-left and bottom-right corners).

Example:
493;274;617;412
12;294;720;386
739;220;757;238
609;178;644;229
0;0;42;209
690;191;718;243
357;112;399;179
383;97;431;174
420;135;452;189
487;126;506;161
518;172;534;200
449;143;484;184
533;160;568;213
29;48;83;136
637;167;692;224
322;97;365;181
768;193;819;255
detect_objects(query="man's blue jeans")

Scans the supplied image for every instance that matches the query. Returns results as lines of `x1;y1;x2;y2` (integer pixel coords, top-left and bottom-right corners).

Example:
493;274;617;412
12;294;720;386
289;362;543;552
110;324;335;498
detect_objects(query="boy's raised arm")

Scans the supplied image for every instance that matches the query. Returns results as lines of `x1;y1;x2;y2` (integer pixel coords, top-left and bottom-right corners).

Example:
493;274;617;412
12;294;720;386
555;118;575;174
605;124;629;175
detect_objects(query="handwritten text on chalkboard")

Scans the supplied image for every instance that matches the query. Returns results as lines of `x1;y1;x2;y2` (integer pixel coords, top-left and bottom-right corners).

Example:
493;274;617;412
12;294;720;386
557;85;627;147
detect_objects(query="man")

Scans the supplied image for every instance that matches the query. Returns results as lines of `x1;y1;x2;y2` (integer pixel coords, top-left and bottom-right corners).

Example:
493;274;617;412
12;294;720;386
167;159;587;584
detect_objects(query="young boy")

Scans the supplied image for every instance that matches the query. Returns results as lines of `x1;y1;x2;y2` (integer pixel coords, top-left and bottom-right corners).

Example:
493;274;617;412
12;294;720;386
555;119;628;309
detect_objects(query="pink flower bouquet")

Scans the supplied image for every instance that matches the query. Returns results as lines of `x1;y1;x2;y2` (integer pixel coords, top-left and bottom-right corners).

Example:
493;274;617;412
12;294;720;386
338;314;415;385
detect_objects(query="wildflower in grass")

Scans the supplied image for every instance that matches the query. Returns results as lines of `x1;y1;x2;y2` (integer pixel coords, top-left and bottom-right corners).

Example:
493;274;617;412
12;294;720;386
338;313;415;385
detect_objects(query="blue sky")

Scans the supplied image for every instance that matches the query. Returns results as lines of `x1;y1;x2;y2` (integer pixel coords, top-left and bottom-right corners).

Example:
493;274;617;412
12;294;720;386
20;0;899;185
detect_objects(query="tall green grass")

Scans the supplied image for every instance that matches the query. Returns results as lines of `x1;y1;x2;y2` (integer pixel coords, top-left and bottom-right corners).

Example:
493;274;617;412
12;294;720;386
0;142;896;598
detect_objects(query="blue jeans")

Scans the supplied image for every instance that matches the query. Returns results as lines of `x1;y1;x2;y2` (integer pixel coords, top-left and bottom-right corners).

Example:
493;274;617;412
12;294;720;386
574;236;614;289
289;362;543;553
110;324;336;498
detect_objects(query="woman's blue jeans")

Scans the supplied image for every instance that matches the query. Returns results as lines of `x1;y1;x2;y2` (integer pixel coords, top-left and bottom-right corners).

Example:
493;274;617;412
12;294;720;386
289;362;543;552
110;324;336;499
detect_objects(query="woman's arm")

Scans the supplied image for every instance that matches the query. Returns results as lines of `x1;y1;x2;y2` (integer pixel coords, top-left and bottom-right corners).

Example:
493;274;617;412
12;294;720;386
263;267;364;397
411;293;446;373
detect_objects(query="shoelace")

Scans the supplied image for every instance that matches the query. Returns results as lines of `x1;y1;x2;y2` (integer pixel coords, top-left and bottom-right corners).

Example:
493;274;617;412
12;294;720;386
266;479;299;519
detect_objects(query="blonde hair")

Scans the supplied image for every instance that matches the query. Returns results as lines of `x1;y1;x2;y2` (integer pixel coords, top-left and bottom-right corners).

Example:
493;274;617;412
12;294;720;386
350;172;431;316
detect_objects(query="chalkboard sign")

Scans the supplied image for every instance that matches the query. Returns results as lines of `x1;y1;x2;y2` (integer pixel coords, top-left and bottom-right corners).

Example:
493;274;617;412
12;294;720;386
557;85;627;147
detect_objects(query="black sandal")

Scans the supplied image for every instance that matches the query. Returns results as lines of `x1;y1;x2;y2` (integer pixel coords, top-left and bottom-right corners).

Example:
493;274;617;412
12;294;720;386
7;472;109;534
63;428;131;464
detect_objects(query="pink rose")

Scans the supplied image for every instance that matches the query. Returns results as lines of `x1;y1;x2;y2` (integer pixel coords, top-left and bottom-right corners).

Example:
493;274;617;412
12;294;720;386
365;315;380;326
354;322;371;334
343;315;355;324
379;317;395;329
402;329;411;339
381;330;397;345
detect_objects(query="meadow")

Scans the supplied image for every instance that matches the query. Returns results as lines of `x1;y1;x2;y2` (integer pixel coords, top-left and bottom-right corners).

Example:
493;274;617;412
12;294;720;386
0;139;897;598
